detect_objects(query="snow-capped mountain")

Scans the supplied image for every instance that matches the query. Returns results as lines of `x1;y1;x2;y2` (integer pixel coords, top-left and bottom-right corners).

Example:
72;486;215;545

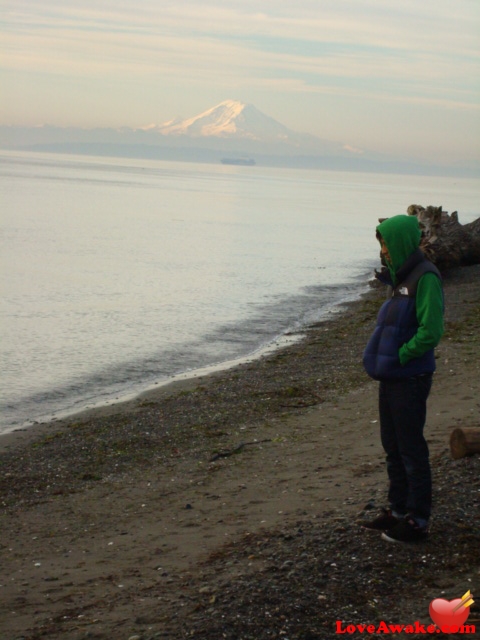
150;100;342;153
0;100;345;157
2;100;471;175
152;99;320;148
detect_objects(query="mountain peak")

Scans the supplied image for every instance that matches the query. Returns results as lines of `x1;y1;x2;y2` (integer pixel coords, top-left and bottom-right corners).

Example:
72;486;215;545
216;98;248;112
156;99;291;141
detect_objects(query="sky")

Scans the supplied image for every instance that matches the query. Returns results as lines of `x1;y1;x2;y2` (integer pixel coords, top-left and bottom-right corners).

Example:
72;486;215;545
1;0;479;164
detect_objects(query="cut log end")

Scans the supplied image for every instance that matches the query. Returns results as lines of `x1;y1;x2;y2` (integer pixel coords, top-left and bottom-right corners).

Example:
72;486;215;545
449;427;480;460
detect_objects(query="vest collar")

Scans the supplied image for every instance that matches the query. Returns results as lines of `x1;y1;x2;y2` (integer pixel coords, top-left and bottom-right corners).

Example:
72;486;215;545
395;248;425;285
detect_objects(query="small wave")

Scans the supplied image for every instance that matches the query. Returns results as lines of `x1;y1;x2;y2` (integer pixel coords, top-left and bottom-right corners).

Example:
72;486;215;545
0;277;370;433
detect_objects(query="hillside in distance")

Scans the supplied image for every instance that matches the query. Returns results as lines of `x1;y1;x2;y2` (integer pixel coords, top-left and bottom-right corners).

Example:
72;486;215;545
1;100;476;176
0;100;345;157
150;99;342;153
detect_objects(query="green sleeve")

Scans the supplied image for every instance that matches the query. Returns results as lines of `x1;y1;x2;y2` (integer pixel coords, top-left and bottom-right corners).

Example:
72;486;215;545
399;272;444;366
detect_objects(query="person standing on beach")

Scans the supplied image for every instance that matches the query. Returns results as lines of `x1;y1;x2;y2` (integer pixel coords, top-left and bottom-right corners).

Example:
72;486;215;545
361;214;444;543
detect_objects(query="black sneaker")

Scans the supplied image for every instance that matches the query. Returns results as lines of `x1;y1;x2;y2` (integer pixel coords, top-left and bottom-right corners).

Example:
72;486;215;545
360;508;400;531
381;516;428;543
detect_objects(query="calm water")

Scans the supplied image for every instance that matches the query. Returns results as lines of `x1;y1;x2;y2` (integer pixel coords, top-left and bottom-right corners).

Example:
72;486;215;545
1;151;478;433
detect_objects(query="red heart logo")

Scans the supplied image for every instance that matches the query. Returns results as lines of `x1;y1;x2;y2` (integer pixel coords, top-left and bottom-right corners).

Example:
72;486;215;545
429;598;470;628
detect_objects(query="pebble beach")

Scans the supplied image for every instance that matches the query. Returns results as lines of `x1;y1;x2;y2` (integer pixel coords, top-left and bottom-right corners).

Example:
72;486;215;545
1;265;479;639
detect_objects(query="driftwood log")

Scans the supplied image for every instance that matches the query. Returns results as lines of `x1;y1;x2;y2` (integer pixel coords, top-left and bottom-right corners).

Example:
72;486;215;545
450;428;480;460
407;205;480;271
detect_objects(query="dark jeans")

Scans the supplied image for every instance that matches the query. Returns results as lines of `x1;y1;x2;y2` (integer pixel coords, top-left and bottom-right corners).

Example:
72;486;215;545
379;374;433;523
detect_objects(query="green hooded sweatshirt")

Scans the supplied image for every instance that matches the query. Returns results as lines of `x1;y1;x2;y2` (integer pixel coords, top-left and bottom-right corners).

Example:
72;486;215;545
376;215;444;366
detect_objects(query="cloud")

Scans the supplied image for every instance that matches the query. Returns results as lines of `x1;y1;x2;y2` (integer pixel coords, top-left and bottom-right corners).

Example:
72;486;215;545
3;4;478;91
1;0;479;154
4;1;478;69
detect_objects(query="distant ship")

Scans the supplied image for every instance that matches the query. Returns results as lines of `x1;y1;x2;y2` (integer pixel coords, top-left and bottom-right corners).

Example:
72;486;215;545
221;158;256;166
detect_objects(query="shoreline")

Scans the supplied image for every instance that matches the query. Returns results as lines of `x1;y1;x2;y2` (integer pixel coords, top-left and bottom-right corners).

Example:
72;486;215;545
0;326;306;440
0;280;369;448
1;264;478;468
0;264;479;639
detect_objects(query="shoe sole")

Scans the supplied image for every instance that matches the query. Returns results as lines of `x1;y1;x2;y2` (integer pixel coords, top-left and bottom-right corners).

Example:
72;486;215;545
360;519;399;532
381;531;428;544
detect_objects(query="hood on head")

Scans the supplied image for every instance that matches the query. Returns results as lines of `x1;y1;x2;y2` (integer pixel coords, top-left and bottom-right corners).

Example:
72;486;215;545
376;215;422;276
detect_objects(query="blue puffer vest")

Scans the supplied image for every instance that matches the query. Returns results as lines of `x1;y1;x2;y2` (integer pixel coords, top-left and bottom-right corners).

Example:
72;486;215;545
363;251;442;381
